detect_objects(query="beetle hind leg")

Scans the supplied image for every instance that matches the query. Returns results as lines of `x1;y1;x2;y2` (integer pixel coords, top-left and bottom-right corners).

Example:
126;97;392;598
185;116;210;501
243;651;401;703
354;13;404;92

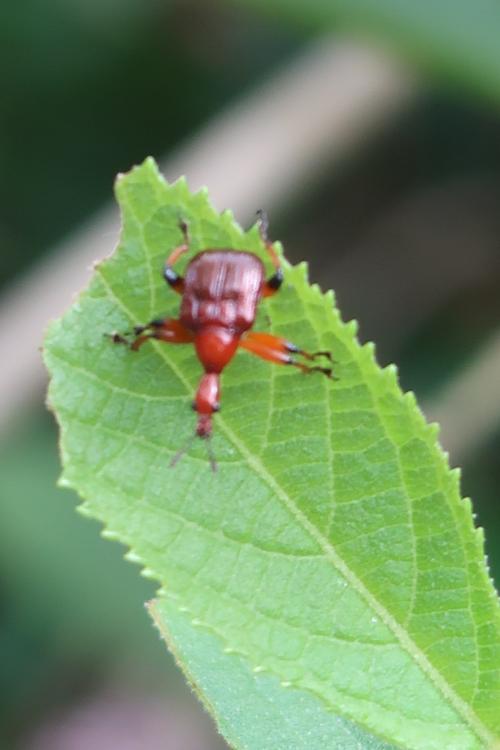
239;331;335;379
286;343;334;363
131;317;166;335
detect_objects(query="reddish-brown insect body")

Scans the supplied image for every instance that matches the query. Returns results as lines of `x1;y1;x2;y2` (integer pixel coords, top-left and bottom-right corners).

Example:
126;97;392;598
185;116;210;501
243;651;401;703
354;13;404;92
111;213;332;470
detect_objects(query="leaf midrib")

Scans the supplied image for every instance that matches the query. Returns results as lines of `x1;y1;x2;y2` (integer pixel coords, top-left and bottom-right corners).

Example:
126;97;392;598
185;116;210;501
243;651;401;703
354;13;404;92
94;264;493;748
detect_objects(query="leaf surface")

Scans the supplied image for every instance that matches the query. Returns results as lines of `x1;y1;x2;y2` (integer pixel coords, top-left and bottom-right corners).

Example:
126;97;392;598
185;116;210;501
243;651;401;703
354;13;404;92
149;598;400;750
44;158;500;750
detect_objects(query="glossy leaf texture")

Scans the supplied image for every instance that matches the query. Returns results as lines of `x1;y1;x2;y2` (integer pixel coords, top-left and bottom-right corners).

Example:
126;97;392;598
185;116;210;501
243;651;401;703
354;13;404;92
44;158;500;750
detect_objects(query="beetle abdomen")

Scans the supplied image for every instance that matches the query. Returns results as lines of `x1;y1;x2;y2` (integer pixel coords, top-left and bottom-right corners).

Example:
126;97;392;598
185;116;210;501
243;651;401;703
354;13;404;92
181;250;264;332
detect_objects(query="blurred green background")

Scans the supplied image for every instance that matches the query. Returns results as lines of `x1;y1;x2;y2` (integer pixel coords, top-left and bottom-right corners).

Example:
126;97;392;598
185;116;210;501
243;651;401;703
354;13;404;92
1;1;500;748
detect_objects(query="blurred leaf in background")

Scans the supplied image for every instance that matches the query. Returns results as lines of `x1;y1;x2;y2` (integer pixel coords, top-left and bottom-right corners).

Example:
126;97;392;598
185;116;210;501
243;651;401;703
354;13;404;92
0;413;156;734
0;0;300;289
230;0;500;101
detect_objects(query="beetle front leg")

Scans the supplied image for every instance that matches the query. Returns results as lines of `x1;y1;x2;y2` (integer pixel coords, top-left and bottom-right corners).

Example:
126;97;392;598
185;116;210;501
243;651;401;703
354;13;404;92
257;210;283;298
163;219;190;294
111;318;194;351
239;331;334;378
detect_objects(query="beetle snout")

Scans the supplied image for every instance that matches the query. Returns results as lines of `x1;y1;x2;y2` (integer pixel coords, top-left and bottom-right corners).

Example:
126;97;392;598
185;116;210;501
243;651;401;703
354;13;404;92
196;414;213;438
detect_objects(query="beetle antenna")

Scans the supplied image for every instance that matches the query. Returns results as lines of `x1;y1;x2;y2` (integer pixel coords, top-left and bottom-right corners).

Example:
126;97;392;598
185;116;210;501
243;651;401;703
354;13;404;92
169;432;218;472
256;208;269;238
205;435;218;473
169;432;197;468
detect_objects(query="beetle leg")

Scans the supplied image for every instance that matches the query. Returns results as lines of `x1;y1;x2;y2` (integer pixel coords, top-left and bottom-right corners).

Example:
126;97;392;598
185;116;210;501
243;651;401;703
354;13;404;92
239;331;335;379
257;210;283;298
111;318;194;351
261;269;284;298
163;219;190;293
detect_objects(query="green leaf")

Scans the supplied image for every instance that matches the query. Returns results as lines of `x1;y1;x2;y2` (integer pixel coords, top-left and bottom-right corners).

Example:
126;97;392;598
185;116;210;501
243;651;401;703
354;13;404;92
228;0;500;103
149;598;399;750
44;157;500;750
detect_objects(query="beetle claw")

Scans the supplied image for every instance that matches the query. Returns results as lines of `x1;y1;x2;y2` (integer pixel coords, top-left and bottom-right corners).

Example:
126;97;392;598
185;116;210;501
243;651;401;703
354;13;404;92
205;434;218;473
311;350;334;363
106;331;130;346
178;218;190;243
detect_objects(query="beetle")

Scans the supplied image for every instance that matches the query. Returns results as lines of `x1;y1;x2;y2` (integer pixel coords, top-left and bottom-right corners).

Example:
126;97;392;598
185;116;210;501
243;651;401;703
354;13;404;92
112;212;333;469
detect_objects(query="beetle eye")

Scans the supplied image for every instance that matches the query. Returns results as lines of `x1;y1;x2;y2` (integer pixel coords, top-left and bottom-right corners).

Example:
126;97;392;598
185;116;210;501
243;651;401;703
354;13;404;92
191;401;197;411
213;403;221;412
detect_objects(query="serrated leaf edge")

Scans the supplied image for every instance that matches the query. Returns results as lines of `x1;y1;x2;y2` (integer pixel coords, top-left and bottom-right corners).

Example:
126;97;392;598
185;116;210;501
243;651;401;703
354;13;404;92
46;159;500;749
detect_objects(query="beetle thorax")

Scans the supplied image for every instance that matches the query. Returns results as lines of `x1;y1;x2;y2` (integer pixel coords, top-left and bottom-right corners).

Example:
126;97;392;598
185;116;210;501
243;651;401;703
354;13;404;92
180;250;264;333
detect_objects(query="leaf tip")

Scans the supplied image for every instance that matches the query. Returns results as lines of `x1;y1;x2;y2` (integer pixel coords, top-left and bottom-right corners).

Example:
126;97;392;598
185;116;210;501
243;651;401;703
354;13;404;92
140;155;163;182
360;339;378;368
171;173;189;193
324;287;336;306
426;421;441;442
125;549;143;565
101;528;121;541
474;520;485;543
76;502;94;518
450;465;462;488
293;260;309;284
404;389;417;408
364;340;376;355
57;474;72;490
141;567;160;581
347;318;359;337
192;185;210;206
